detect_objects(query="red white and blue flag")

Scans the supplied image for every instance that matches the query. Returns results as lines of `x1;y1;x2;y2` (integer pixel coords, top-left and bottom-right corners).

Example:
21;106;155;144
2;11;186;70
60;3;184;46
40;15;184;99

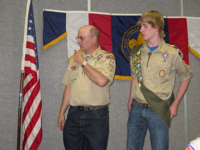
43;10;200;80
21;0;42;149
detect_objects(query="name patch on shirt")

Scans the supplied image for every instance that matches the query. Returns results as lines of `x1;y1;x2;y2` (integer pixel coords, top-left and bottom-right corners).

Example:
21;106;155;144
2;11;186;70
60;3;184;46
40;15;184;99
95;59;104;64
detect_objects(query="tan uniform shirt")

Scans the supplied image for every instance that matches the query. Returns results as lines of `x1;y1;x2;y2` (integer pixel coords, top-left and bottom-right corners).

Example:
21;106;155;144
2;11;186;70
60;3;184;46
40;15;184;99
130;40;193;103
62;46;116;106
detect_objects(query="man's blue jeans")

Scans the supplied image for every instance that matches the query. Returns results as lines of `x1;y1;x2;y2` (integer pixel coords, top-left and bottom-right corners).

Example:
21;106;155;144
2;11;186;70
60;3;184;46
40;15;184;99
63;106;109;150
127;101;169;150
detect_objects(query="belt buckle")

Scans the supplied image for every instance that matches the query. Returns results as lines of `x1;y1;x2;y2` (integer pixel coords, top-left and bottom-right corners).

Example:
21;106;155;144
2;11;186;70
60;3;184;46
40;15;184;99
78;106;84;111
143;103;148;107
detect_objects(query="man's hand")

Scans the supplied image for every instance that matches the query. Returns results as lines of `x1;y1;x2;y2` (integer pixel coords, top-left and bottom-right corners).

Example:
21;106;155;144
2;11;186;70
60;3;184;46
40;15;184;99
58;113;65;130
57;86;71;131
127;100;132;114
73;50;84;66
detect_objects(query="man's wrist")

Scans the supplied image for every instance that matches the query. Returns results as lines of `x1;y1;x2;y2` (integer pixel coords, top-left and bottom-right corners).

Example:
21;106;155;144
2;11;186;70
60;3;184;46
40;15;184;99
81;61;87;68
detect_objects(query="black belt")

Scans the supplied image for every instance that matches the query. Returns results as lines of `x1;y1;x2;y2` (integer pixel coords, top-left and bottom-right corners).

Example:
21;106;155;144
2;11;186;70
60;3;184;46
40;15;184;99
72;105;107;111
132;99;151;107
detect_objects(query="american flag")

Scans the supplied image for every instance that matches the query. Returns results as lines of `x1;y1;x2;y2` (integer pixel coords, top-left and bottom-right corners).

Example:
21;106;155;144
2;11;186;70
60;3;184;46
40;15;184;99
21;0;42;149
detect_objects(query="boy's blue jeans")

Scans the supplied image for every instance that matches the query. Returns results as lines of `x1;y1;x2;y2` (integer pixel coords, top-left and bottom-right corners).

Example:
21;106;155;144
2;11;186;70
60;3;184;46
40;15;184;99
127;101;169;150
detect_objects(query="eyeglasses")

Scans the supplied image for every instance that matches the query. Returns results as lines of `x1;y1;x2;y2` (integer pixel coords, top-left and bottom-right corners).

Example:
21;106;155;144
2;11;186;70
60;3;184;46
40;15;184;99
75;36;94;41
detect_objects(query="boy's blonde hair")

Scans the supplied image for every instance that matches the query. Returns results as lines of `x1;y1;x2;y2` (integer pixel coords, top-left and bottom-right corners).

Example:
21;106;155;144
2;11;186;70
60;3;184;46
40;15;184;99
137;10;165;38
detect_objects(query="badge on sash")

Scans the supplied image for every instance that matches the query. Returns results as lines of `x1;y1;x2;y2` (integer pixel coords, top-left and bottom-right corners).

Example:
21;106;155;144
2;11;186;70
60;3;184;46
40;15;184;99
140;59;144;65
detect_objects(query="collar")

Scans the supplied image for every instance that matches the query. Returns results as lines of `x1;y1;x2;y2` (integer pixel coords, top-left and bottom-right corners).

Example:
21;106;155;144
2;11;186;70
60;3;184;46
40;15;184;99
82;46;101;59
141;39;167;53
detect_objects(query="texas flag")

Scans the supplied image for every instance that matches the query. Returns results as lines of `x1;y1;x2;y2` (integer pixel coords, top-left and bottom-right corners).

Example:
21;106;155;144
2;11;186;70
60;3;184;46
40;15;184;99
43;10;200;80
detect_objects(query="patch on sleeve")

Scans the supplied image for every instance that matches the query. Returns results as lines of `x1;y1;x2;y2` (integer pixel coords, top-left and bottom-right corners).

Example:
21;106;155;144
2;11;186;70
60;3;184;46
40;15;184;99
179;50;184;59
106;55;115;60
186;64;192;72
107;67;114;73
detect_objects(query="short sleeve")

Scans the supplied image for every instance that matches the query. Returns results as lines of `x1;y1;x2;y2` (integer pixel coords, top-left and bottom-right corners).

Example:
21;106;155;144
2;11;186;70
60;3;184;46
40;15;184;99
62;65;72;86
99;55;116;83
175;52;193;81
62;57;78;86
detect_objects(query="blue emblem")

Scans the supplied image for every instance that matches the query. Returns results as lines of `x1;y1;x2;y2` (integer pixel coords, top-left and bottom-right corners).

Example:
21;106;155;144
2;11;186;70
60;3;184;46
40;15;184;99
122;25;143;61
162;52;169;59
97;54;103;60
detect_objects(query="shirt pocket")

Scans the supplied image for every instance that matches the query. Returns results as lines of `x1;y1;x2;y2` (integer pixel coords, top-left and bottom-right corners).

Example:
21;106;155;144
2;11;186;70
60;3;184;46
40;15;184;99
151;62;172;85
69;67;79;81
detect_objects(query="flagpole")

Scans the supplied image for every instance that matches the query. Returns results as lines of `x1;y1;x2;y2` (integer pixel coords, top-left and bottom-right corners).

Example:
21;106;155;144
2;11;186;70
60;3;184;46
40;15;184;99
87;0;91;12
180;0;188;147
17;72;24;150
18;0;31;150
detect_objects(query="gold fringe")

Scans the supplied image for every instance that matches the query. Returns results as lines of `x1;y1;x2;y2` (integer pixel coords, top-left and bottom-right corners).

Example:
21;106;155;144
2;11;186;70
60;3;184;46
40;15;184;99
43;32;67;50
114;75;132;80
188;45;200;59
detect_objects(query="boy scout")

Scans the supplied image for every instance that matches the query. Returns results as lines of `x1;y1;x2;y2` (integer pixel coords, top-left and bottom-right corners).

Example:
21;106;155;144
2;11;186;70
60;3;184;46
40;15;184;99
127;10;192;150
58;25;116;150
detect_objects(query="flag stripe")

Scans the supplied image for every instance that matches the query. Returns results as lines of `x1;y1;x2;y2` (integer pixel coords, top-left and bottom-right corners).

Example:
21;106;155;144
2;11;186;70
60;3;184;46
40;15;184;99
22;77;40;123
43;11;66;50
66;12;88;59
25;55;37;65
89;13;112;53
22;88;42;144
26;41;35;50
23;101;42;150
29;127;42;150
23;74;37;98
187;18;200;58
168;18;189;64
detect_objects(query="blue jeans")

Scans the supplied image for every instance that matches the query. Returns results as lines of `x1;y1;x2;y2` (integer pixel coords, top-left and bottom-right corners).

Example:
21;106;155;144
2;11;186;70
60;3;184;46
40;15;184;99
63;106;109;150
127;101;169;150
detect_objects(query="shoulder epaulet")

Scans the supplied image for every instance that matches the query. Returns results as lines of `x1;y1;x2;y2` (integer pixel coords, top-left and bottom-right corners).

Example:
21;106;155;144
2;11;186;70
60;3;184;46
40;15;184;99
173;45;179;49
170;45;184;59
103;50;111;54
131;44;143;55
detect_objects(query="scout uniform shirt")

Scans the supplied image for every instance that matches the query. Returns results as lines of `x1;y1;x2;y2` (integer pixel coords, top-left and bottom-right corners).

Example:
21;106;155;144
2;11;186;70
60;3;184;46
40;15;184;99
62;46;116;106
130;39;193;104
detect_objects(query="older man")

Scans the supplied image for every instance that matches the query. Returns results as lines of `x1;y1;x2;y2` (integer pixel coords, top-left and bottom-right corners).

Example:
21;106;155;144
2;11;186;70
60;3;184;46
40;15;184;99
58;25;116;150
